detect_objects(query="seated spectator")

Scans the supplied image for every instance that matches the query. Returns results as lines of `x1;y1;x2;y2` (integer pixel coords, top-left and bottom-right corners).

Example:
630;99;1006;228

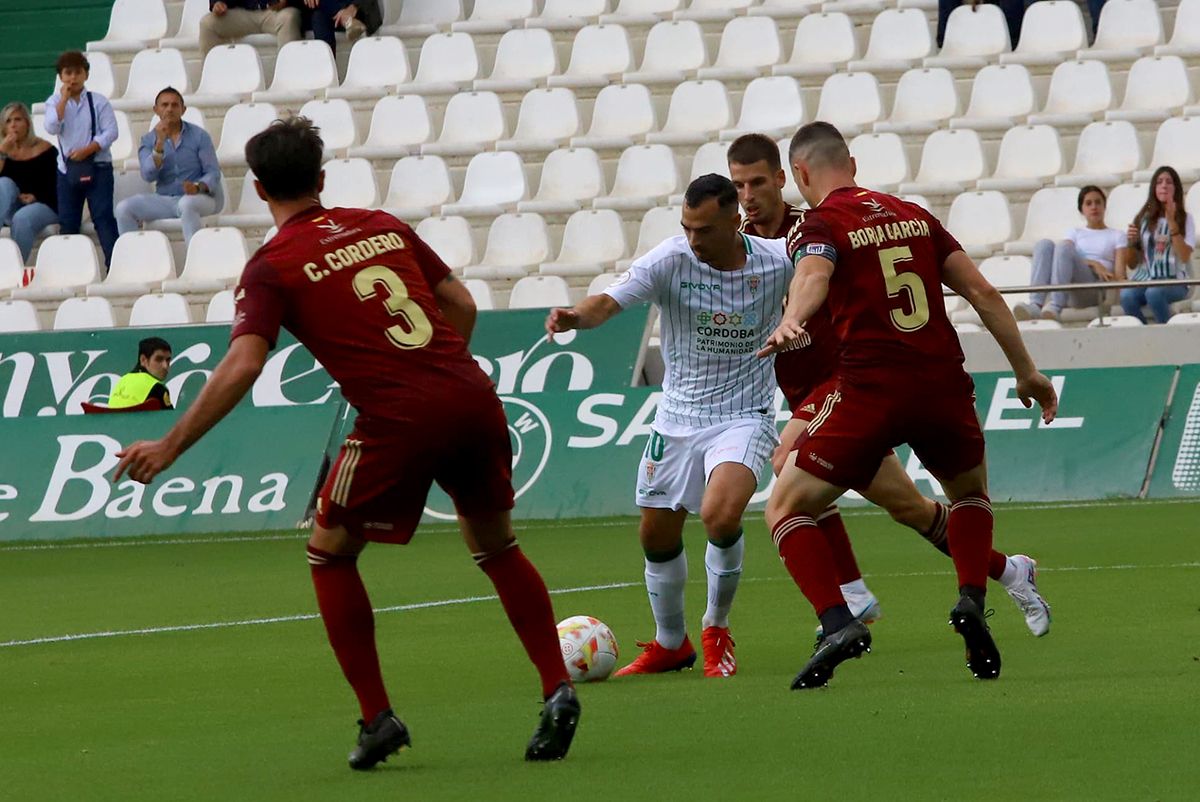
108;336;174;410
301;0;381;55
116;88;223;246
0;101;59;263
44;50;118;270
1015;185;1125;322
1120;166;1195;324
199;1;302;57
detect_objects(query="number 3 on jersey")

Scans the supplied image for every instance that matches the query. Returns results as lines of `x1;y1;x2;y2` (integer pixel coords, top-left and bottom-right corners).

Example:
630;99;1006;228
879;246;929;332
352;265;434;349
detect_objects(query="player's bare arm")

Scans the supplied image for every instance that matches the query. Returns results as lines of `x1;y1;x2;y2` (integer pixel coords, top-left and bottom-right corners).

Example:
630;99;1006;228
545;293;622;340
432;274;477;343
113;335;271;484
757;255;832;357
942;250;1058;423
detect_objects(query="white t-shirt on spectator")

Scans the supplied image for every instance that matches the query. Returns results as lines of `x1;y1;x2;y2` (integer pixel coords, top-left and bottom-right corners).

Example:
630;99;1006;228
1067;227;1126;271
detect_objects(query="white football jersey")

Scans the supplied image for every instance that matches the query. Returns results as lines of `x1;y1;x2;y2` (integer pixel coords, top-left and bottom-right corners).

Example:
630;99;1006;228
605;233;792;427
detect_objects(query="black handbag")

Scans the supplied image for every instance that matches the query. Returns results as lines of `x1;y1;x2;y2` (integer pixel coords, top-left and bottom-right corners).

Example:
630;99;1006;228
61;91;98;187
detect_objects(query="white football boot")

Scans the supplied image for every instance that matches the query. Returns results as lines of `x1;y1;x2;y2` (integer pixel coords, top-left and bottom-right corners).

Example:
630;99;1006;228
1001;554;1051;637
814;582;882;639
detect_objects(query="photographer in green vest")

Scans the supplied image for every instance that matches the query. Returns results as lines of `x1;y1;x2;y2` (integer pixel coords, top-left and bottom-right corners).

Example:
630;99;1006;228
108;336;173;410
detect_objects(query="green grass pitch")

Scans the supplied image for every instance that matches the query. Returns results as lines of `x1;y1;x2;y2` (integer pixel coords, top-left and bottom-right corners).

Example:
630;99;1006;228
2;500;1198;801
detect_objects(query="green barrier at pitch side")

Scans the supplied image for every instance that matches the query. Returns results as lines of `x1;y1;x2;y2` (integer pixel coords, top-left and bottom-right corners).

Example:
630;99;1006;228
1149;364;1200;497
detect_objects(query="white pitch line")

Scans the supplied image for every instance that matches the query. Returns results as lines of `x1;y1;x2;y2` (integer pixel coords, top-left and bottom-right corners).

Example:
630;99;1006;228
2;563;1197;650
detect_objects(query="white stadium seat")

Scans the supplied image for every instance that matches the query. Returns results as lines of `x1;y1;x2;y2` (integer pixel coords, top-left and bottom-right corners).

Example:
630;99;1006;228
327;37;411;101
849;133;911;192
508;275;571;309
383;155;454;219
814;72;883;136
452;0;536;35
1001;1;1088;67
298;99;359;155
1017;319;1064;331
925;3;1010;70
160;0;209;50
949;63;1035;131
53;297;115;331
541;209;628;278
646;80;732;146
498;88;582;154
217;171;272;228
463;279;495;310
593;144;679;212
721;76;805;141
216;103;279;168
1105;56;1193;124
697;16;783;82
748;0;823;19
254;40;339;104
320;159;378;209
162;228;249;294
773;12;857;78
12;236;99;302
87;231;175;299
571;83;657;151
875;67;959;135
529;0;610;32
0;300;40;333
1089;314;1145;328
684;141;732;183
1008;188;1084;254
422;91;507;157
0;241;24;289
111;48;189;111
1156;0;1200;57
676;0;755;23
129;293;192;327
474;28;559;94
622;205;683;269
849;9;934;75
187;45;264;109
518;147;606;215
900;128;987;197
980;255;1033;310
549;24;635;90
946;191;1012;258
464;213;552;281
408;32;481;95
603;0;686;25
415;216;476;271
87;0;169;53
110;110;135;163
624;20;708;85
1056;120;1142;187
1104;183;1150;229
978;125;1064;193
587;273;622;295
349;95;433;161
1136;118;1200;184
205;290;235;323
1166;312;1200;326
442;151;528;217
1028;60;1114;128
383;0;464;37
1083;0;1163;63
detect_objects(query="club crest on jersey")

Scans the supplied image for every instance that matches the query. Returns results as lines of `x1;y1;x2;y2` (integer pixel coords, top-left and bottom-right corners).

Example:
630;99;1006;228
645;461;656;481
746;274;760;294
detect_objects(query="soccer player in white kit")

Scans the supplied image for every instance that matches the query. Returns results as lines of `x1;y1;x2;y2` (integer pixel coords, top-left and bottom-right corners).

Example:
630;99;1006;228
545;175;793;678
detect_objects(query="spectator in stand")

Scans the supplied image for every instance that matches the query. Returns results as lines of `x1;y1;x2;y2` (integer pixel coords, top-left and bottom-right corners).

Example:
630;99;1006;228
43;50;118;271
1015;185;1125;322
199;0;302;57
300;0;381;55
0;102;59;263
1120;166;1195;324
108;336;174;410
116;88;223;247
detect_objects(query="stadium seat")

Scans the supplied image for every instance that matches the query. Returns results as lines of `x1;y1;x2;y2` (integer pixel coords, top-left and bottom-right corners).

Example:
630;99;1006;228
0;300;40;332
900;129;987;197
953;322;982;333
422;91;507;157
696;17;783;83
773;12;857;78
415;216;476;271
946;191;1012;258
980;255;1033;310
777;137;803;203
86;0;169;54
1187;183;1200;218
146;107;208;138
949;63;1035;132
587;273;622;295
850;133;911;192
1001;1;1088;68
1104;183;1150;229
720;76;804;141
1105;56;1193;124
464;213;551;280
518;147;606;215
216;103;279;168
1016;319;1063;331
11;236;99;302
1135;117;1200;184
463;279;495;310
408;32;480;95
646;80;732;146
474;28;559;94
160;0;208;50
205;290;235;323
0;241;23;291
528;0;610;32
453;0;535;35
217;171;273;228
540;209;629;278
327;36;411;101
1156;0;1200;57
320;159;378;209
1028;60;1114;128
602;0;686;26
1082;0;1163;63
624;20;708;85
848;9;934;75
497;88;582;155
109;111;135;164
162;228;249;294
254;40;339;104
814;72;883;136
593;144;679;212
875;67;960;135
508;275;571;309
925;3;1010;70
1165;312;1200;326
747;0;824;20
262;227;277;245
683;141;732;183
111;48;189;112
620;205;683;269
186;45;264;109
548;24;635;91
571;83;656;152
1088;314;1144;327
676;0;756;23
382;155;454;219
381;0;465;37
978;125;1063;193
298;99;359;156
53;297;115;331
87;231;175;299
348;95;433;161
128;293;192;327
1056;120;1142;187
442;151;528;217
1007;188;1083;254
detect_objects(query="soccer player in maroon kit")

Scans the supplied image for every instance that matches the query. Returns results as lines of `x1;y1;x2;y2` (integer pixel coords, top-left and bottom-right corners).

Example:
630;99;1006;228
759;122;1058;689
728;134;1052;640
112;117;580;768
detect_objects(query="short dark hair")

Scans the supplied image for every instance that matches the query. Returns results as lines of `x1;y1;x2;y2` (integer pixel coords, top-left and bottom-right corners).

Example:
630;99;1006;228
56;50;90;75
155;86;185;106
788;121;851;170
684;174;738;211
135;337;171;372
1076;185;1106;211
727;133;780;171
245;116;324;202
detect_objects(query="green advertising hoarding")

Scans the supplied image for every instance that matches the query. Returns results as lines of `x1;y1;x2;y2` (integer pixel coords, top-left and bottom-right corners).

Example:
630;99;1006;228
1149;364;1200;498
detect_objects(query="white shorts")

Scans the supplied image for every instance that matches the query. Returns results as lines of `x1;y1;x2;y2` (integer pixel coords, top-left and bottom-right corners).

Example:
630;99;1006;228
636;416;779;513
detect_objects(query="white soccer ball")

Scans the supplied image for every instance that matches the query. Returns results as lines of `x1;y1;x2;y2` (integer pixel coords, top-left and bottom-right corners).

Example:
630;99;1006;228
557;615;619;682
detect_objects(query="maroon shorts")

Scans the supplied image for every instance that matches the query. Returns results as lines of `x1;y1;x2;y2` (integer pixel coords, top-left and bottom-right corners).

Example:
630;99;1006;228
790;376;838;423
316;396;515;543
791;371;985;490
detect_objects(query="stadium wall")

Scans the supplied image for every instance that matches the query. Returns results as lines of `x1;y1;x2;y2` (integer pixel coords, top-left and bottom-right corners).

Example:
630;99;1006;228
0;0;112;110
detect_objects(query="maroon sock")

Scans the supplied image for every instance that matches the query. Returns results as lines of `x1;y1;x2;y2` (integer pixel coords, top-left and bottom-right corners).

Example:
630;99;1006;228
476;543;571;698
946;495;994;592
816;506;862;584
307;546;390;722
772;514;845;616
987;550;1009;581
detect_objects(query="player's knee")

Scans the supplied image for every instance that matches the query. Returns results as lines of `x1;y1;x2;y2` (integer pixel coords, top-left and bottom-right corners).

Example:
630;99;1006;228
700;506;741;541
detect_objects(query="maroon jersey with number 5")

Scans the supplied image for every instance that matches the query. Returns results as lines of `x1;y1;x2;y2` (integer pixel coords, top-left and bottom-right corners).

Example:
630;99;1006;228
231;206;495;425
785;187;965;378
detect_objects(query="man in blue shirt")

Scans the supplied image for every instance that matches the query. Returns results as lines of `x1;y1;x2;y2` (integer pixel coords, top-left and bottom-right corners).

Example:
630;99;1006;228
116;88;224;246
43;50;119;269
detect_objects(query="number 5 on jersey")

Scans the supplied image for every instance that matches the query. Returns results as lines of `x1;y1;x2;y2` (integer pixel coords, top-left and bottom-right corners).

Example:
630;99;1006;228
353;265;434;349
879;246;929;332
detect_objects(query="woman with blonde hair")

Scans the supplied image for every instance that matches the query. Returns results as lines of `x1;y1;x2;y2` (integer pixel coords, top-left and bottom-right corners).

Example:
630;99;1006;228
0;101;59;262
1120;166;1195;323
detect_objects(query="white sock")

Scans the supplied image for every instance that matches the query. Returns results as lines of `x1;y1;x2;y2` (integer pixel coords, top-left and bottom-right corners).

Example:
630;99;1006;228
998;556;1019;587
702;535;743;629
645;552;688;649
839;578;869;598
